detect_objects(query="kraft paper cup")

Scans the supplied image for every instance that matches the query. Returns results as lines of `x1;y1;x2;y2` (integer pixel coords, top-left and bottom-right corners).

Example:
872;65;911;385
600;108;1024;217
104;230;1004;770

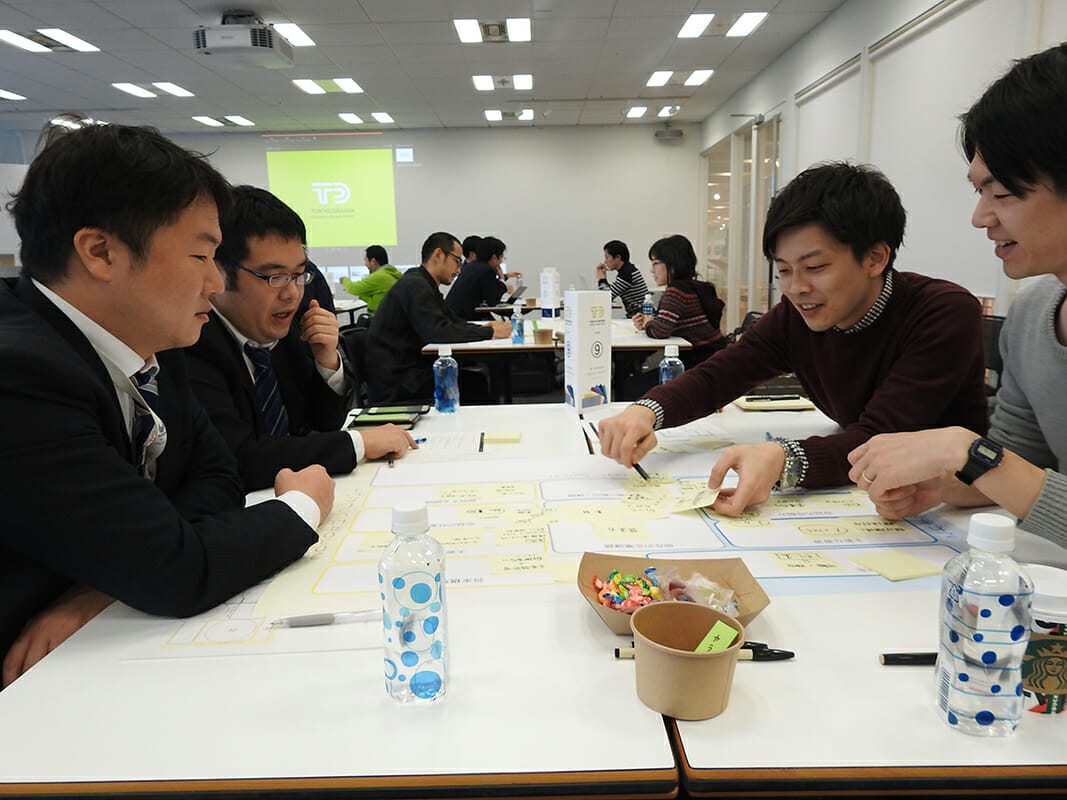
630;601;744;720
525;297;537;307
533;328;553;345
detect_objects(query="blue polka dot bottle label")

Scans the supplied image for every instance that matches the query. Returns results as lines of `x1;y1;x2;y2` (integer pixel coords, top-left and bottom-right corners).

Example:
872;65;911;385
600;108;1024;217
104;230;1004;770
379;504;448;704
936;538;1032;737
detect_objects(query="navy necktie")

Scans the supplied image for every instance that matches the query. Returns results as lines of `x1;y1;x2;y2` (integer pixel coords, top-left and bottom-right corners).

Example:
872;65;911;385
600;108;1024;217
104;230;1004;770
244;343;290;436
132;368;166;478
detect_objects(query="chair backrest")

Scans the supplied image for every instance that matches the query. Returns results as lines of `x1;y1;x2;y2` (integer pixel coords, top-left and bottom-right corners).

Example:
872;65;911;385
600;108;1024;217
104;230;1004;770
340;321;369;407
725;310;764;344
981;314;1005;394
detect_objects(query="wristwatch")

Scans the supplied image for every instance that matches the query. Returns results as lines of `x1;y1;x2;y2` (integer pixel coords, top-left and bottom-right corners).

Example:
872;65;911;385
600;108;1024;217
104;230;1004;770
955;437;1004;485
773;438;807;490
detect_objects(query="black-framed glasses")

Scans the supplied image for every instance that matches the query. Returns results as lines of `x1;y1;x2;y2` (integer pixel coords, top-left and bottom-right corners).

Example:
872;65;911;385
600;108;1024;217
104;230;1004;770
227;260;315;289
443;251;463;265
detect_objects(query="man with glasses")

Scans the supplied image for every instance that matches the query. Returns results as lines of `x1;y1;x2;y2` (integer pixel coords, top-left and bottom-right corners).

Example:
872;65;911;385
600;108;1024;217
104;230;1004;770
185;186;414;491
365;231;510;403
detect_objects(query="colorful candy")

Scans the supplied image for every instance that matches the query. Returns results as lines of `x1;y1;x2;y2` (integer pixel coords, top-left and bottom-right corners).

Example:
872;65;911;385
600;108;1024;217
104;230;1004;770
593;568;663;611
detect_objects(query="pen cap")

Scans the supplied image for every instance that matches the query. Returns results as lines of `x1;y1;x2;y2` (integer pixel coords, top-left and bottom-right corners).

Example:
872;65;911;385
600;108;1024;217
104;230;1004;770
966;512;1016;553
391;501;429;537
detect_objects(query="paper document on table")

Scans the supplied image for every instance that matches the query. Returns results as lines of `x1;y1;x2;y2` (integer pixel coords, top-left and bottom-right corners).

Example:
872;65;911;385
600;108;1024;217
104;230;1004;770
416;432;483;454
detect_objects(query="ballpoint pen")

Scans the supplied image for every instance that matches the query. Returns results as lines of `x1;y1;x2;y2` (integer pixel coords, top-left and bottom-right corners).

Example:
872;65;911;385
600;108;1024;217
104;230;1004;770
633;462;651;481
270;609;382;628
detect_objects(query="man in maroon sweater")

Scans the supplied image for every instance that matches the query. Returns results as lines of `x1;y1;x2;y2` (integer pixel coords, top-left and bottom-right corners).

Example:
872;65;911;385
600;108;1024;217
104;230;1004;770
598;162;988;516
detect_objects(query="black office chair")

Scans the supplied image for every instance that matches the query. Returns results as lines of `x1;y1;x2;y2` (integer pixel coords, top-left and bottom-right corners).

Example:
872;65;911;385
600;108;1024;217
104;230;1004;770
981;314;1005;395
725;310;763;344
340;322;369;408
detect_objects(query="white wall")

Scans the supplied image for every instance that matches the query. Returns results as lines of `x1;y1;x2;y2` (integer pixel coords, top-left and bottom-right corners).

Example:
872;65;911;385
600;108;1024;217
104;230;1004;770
700;0;1056;309
171;124;704;295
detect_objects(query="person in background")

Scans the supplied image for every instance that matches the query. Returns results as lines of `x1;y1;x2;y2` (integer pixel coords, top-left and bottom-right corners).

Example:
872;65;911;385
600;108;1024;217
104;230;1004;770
342;245;401;314
597;162;988;516
185;187;414;491
461;234;482;267
632;234;726;366
596;239;649;317
365;232;510;403
0;124;333;688
848;43;1067;549
444;235;512;320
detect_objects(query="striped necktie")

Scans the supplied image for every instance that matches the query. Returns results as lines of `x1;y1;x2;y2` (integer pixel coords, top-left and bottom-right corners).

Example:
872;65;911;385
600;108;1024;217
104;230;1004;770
132;368;166;478
244;343;290;436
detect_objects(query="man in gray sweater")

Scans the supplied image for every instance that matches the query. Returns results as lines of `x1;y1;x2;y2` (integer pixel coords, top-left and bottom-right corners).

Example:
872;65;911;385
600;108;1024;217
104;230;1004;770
848;42;1067;548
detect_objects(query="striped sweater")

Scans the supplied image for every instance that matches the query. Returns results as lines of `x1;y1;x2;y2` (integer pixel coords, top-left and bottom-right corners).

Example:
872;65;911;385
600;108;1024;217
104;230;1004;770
598;262;648;317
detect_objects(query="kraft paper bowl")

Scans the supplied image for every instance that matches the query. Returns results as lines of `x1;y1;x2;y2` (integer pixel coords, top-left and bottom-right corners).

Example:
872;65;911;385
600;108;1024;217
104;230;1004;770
630;601;744;720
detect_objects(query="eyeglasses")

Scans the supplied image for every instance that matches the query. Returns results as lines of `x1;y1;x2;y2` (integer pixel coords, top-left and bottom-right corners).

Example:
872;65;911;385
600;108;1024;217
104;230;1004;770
443;251;463;265
227;260;315;289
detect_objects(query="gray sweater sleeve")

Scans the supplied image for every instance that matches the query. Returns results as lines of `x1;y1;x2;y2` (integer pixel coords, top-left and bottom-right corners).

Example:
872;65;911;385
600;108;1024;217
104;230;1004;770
1020;470;1067;548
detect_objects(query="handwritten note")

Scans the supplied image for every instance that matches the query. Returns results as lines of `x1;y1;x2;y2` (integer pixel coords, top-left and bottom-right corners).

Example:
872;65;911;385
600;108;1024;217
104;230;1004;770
769;550;845;573
489;553;549;574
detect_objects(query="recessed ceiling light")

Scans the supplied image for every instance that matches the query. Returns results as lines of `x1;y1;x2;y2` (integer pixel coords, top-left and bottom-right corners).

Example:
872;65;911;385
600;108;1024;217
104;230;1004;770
112;82;156;98
677;13;714;39
152;82;194;97
371;112;394;124
484;109;502;122
0;30;49;52
338;113;363;124
192;116;224;127
506;18;531;42
658;105;680;118
453;19;482;43
333;78;363;94
646;70;672;87
513;73;533;91
292;79;326;94
685;69;714;86
726;12;767;37
37;28;99;52
273;23;315;47
517;108;534;121
224;115;254;126
472;74;494;91
0;88;26;100
626;106;647;119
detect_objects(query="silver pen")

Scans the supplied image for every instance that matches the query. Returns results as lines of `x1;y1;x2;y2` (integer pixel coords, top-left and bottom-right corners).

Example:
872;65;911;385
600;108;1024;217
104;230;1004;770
270;609;382;628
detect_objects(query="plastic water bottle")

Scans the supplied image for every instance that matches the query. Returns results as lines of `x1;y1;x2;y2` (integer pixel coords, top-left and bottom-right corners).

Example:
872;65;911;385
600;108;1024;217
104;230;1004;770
658;344;685;384
936;512;1032;736
642;293;654;317
379;502;448;704
432;346;459;413
511;300;525;344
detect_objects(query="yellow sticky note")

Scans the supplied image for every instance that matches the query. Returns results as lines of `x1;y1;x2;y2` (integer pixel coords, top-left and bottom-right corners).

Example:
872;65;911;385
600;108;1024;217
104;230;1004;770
458;504;513;522
694;620;740;652
810;493;868;511
494;524;548;547
851;550;941;581
670;487;720;513
488;553;548;574
769;550;845;573
483;430;522;444
436;485;480;502
846;516;913;537
710;510;775;529
593;521;651;541
433;529;486;549
355;532;394;552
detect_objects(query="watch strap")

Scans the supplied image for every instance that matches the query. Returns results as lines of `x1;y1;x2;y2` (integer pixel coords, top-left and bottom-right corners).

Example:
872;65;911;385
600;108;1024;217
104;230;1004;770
955;437;1004;486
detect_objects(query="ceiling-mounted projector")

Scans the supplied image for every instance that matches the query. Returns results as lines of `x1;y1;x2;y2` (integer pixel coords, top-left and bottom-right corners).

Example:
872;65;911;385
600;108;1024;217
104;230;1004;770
193;23;294;69
654;128;684;141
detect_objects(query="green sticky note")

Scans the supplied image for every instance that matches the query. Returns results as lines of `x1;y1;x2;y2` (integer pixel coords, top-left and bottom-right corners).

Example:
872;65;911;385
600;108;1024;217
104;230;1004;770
694;620;739;653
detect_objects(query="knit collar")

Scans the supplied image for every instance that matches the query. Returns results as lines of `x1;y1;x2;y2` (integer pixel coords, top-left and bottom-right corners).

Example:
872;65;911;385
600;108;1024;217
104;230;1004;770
835;268;894;334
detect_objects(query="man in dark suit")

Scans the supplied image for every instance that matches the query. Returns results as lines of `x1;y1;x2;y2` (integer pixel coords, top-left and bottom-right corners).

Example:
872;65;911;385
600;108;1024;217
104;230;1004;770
444;235;513;320
185;186;414;490
0;123;334;688
365;232;511;403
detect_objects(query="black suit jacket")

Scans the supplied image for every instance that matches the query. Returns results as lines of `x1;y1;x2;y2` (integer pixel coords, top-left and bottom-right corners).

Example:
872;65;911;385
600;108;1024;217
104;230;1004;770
443;260;507;320
0;278;317;667
185;311;355;491
365;267;493;403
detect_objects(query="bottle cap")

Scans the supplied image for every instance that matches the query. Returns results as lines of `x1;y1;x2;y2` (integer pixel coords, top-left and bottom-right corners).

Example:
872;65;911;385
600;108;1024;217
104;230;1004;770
967;512;1016;553
438;345;452;357
392;501;429;535
1026;564;1067;621
664;344;679;357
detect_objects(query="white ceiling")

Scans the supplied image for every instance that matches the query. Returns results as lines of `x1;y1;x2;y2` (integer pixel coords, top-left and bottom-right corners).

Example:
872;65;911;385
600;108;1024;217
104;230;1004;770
0;0;848;135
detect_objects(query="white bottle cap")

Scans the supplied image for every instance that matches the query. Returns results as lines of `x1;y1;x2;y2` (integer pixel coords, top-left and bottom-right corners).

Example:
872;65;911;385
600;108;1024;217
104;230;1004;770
967;512;1016;553
438;345;452;357
1025;564;1067;622
665;344;679;357
392;501;429;535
